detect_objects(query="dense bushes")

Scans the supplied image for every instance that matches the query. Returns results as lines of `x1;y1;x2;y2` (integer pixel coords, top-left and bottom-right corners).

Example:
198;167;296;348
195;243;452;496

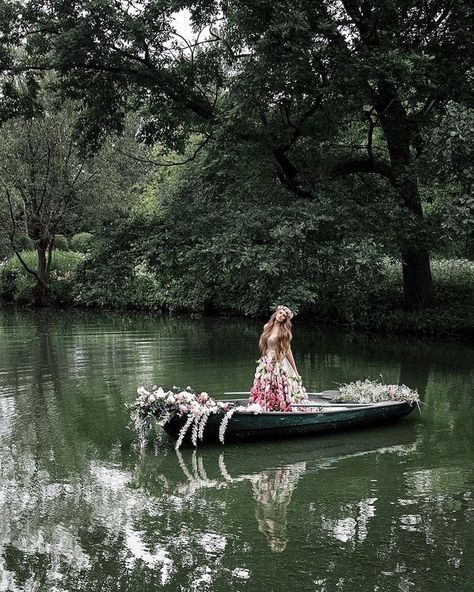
71;219;163;310
70;232;94;253
0;250;83;304
1;245;472;334
53;235;69;251
326;258;474;335
69;215;473;334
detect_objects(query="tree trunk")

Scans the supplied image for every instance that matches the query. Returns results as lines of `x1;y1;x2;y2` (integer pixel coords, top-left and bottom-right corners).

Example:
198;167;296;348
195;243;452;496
375;80;434;309
31;241;50;306
397;179;434;309
400;247;433;309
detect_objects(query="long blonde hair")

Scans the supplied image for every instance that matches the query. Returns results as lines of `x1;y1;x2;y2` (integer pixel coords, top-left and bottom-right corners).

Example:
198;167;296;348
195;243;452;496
259;311;293;361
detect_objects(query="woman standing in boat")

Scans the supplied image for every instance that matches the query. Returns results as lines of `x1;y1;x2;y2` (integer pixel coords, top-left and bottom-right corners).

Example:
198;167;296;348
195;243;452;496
249;305;308;411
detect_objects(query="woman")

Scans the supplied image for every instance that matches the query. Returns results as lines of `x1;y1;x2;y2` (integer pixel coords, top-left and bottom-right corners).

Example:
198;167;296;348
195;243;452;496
249;305;308;411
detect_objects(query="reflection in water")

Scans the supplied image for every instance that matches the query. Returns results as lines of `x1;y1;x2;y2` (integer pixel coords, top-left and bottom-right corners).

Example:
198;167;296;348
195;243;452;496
250;463;306;553
170;440;421;554
174;452;305;552
0;309;473;591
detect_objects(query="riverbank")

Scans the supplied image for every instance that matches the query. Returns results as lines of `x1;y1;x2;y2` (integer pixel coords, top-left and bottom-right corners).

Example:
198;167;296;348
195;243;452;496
1;251;473;338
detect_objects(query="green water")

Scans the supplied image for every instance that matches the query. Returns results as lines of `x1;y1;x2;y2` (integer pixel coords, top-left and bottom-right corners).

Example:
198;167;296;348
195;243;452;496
0;308;472;592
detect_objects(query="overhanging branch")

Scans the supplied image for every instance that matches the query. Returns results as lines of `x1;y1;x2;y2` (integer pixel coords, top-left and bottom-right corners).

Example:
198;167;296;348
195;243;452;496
114;133;213;167
323;158;397;186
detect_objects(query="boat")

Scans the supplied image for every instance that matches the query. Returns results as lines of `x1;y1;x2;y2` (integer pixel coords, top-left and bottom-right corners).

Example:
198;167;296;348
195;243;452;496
161;389;418;444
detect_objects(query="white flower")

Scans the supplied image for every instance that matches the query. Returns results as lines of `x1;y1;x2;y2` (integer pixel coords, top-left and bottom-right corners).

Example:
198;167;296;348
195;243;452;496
154;387;166;399
244;403;263;414
132;383;233;448
337;378;419;404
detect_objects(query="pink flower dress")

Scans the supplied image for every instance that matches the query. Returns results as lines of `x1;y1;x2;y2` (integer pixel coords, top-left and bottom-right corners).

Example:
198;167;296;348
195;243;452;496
249;336;308;412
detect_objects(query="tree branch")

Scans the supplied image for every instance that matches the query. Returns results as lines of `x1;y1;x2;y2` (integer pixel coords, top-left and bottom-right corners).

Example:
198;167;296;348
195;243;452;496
114;133;213;167
5;188;44;284
323;158;397;186
364;107;376;161
341;0;380;46
4;61;215;121
272;148;315;199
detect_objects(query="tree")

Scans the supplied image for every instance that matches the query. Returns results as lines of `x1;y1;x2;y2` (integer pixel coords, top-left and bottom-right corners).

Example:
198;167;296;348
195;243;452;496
0;83;152;304
2;0;473;307
0;100;96;303
418;103;474;259
75;137;395;317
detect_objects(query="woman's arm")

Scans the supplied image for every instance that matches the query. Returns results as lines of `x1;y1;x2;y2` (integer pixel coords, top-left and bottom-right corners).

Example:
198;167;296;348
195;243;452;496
286;348;299;375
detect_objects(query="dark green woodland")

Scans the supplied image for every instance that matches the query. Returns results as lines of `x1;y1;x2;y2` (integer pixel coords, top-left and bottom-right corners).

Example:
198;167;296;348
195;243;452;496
0;0;473;334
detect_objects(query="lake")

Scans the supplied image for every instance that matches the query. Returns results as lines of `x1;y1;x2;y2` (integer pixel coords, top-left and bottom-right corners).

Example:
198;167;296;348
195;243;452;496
0;308;472;591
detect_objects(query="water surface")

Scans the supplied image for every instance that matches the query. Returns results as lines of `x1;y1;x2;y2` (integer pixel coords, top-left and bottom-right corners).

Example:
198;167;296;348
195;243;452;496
0;308;472;591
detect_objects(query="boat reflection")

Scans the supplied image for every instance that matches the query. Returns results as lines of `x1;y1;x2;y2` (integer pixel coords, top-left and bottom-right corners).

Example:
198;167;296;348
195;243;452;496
134;424;420;552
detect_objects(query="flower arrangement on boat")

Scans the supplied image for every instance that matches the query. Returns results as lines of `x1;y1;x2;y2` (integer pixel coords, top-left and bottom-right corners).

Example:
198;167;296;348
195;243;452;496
130;385;263;449
130;378;420;450
335;379;420;405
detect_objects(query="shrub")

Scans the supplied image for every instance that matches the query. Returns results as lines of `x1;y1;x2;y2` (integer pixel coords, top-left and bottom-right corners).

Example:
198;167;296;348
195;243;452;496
73;254;164;310
431;259;474;303
0;250;83;304
0;251;41;303
0;266;19;300
71;219;165;310
0;236;12;261
53;234;69;251
70;232;94;253
13;234;34;251
331;258;474;335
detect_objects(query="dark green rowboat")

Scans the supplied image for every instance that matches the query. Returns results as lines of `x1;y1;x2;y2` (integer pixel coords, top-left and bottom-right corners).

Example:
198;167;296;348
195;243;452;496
161;390;418;444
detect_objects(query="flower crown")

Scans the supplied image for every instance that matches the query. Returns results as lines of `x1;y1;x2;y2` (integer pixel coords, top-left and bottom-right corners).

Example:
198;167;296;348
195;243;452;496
276;305;294;320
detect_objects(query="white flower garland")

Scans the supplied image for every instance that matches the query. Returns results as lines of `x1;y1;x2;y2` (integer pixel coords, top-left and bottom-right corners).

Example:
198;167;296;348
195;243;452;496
191;411;202;447
218;408;237;444
335;378;420;405
198;409;211;441
175;413;195;450
130;384;244;449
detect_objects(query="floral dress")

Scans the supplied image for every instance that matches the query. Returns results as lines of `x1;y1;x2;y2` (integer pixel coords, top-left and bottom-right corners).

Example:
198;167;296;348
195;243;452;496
249;337;308;412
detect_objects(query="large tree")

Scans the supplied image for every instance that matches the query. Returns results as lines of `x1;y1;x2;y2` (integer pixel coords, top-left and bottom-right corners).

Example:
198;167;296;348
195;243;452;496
2;0;472;307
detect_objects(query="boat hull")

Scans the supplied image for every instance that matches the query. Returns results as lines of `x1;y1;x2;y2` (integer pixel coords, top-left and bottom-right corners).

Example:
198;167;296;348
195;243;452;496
161;399;417;444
